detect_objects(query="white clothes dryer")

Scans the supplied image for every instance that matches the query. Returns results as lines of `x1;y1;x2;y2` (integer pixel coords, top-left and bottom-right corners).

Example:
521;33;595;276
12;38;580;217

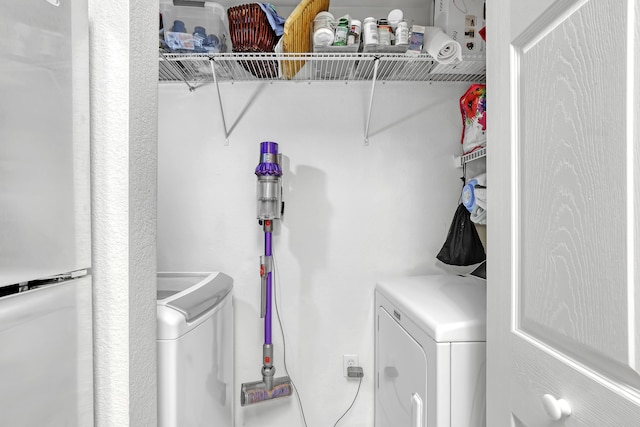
375;274;486;427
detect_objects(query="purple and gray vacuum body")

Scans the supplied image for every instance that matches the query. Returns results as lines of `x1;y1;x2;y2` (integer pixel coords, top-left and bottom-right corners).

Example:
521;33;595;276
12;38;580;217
255;141;283;221
241;142;292;406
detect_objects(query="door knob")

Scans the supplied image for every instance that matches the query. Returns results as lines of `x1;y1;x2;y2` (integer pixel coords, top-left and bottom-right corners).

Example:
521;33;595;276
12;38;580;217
542;394;572;421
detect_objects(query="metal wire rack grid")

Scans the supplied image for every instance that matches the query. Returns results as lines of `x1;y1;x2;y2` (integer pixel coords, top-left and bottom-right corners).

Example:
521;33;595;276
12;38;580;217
455;147;487;167
158;51;486;85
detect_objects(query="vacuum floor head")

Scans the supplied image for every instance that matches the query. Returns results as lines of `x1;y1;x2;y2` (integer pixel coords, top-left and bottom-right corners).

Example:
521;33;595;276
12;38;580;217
240;376;292;406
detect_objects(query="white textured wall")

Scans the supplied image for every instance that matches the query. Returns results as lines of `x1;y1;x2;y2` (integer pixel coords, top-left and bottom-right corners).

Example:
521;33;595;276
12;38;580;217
89;0;157;425
128;1;159;425
158;81;468;426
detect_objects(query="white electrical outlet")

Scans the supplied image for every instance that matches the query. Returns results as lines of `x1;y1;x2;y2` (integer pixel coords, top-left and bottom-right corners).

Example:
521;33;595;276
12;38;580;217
343;354;358;377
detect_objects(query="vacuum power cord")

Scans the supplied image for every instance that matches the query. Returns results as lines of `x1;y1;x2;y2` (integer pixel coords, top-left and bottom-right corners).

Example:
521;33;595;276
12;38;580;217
272;248;309;427
273;247;363;427
333;372;363;427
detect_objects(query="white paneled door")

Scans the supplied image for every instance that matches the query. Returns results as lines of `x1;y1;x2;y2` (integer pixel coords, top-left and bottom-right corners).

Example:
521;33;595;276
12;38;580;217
489;0;640;425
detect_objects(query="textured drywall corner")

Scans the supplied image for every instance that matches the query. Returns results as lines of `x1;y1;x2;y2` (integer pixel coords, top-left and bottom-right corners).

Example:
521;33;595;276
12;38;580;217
128;0;158;426
89;0;157;425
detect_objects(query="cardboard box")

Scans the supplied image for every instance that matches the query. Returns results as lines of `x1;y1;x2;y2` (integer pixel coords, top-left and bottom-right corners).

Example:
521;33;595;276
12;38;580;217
434;0;486;58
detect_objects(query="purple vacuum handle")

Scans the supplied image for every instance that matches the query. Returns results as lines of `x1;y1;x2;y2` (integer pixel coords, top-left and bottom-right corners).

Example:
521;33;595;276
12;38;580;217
265;230;273;345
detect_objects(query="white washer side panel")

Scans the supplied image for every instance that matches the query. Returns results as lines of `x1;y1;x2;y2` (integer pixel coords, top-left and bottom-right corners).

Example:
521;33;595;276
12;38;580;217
158;296;233;427
450;342;486;427
376;307;427;427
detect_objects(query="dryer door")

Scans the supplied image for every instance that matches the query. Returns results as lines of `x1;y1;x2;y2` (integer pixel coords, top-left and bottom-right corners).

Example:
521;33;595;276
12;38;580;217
376;307;426;427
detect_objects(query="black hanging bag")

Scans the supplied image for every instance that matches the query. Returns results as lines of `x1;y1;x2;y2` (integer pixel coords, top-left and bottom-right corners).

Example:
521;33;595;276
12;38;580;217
436;203;486;266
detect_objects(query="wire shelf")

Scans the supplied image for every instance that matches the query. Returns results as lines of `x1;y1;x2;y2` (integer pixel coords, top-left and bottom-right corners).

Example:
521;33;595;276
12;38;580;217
158;51;486;85
454;147;487;167
158;50;486;144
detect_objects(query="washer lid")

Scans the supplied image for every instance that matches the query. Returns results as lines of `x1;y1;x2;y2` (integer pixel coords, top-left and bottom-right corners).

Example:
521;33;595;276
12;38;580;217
157;272;232;321
376;274;486;342
157;272;233;340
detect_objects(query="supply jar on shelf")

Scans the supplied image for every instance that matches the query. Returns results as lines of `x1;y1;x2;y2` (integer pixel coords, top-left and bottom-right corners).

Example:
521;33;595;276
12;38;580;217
313;11;335;47
362;17;378;46
348;19;361;46
333;17;349;46
311;13;359;54
310;13;359;80
395;21;410;46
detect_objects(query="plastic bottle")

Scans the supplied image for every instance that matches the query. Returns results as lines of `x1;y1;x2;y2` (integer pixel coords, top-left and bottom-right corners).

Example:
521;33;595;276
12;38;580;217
192;26;207;51
172;20;186;33
377;19;391;46
363;17;378;45
395;21;409;45
348;19;361;46
333;18;349;46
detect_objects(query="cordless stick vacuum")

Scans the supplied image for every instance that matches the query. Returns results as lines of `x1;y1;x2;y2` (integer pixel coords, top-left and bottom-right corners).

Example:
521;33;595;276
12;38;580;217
240;142;293;406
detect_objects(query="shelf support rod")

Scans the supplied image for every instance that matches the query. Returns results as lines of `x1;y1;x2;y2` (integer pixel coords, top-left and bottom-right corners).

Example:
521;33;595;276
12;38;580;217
210;58;230;145
364;57;381;146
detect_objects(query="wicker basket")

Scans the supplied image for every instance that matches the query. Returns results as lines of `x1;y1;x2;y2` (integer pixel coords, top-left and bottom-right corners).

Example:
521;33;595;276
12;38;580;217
227;3;279;78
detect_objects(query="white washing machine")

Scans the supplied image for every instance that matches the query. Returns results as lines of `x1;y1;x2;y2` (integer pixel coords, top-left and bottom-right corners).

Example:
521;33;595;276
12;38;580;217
157;272;234;427
375;274;486;427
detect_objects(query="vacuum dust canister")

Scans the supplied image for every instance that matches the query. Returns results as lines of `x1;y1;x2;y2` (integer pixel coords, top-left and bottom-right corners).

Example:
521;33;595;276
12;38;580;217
255;141;283;221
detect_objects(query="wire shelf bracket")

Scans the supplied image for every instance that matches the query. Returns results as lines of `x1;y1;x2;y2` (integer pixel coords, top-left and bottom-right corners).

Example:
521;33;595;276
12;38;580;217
209;58;230;145
364;57;380;146
454;147;486;167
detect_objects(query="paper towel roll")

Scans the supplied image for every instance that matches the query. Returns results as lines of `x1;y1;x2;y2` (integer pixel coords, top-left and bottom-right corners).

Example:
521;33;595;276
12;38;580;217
423;26;462;64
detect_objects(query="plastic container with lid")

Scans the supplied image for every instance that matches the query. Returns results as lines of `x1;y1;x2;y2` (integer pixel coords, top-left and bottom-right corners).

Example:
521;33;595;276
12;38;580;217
313;11;336;47
348;19;361;46
395;21;409;45
377;20;392;46
363;17;378;45
313;11;335;31
159;0;230;52
313;28;334;47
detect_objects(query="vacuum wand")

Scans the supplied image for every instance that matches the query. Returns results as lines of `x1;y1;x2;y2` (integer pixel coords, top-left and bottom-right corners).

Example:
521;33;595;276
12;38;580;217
241;142;292;406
